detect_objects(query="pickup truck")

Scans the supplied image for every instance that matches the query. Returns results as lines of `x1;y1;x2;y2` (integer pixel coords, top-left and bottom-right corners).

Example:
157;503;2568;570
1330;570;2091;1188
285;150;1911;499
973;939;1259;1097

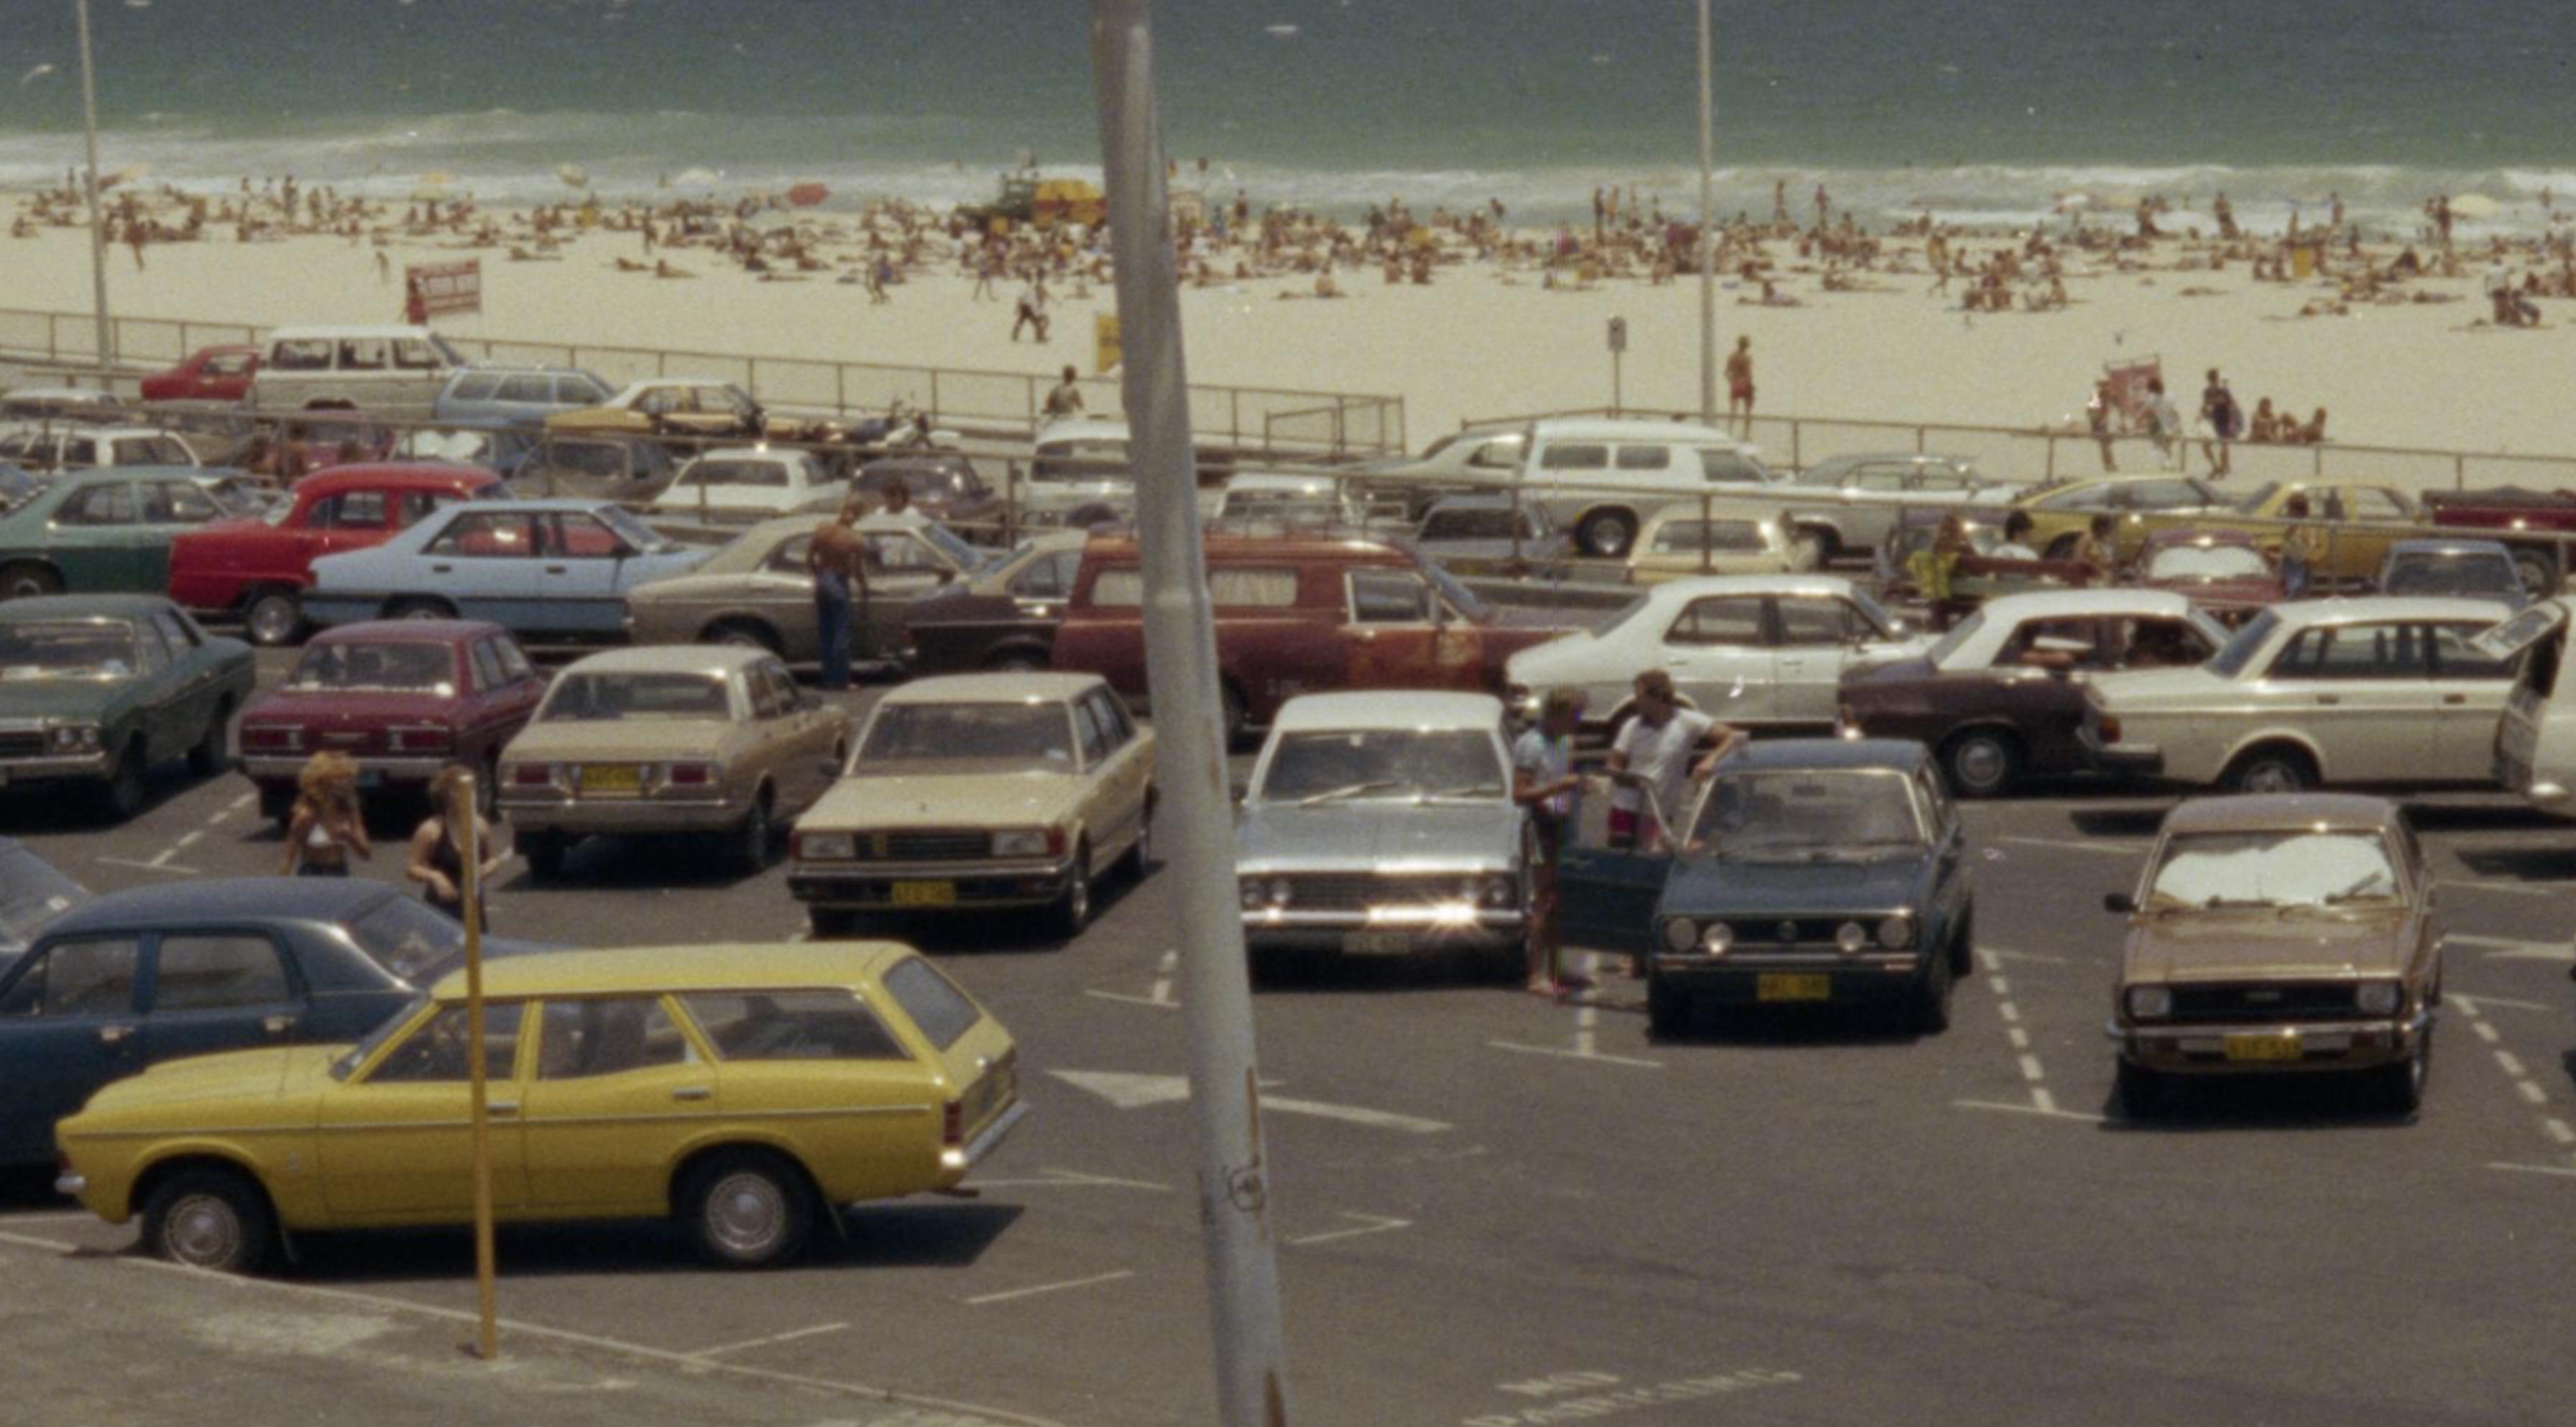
165;463;502;645
1047;534;1581;739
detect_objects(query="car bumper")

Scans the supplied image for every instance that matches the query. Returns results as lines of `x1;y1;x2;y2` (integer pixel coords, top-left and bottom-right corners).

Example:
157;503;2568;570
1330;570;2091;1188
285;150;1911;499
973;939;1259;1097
500;795;748;836
0;752;111;785
933;1099;1030;1188
53;1171;84;1198
2080;726;2165;778
1647;949;1926;999
2493;749;2572;817
244;754;451;787
2106;1011;2432;1073
790;856;1078;910
1241;908;1525;955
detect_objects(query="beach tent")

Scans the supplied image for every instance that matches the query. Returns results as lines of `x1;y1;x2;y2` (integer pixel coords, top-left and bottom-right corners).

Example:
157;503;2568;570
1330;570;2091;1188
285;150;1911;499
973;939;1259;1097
2101;356;2162;424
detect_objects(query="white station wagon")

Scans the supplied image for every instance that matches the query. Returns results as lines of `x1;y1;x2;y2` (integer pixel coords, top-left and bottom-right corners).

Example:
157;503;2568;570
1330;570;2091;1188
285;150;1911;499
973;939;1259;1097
2084;596;2520;792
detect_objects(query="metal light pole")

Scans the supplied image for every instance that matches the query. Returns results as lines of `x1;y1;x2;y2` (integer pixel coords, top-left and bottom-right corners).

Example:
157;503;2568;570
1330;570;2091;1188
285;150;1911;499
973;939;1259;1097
1087;5;1292;1426
75;0;114;371
1695;0;1716;423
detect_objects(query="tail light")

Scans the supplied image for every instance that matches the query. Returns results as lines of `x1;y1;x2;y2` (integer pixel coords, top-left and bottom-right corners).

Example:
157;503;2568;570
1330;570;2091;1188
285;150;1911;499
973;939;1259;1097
510;762;554;786
387;726;452;755
666;762;714;786
239;724;302;752
942;1099;964;1147
2099;716;2123;743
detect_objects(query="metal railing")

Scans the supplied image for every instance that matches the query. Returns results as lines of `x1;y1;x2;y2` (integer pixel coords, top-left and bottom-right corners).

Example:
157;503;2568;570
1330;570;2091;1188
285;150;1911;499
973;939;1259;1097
0;305;1407;459
1453;405;2576;499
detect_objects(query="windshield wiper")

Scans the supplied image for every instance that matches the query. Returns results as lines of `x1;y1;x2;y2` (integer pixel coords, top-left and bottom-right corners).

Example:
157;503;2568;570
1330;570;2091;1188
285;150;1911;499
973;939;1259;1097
2202;895;2277;910
1297;780;1402;806
1420;784;1505;801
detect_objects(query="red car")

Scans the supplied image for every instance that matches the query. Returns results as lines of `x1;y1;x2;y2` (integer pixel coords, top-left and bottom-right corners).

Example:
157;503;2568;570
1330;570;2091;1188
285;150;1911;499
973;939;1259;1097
139;345;259;404
2126;527;2284;626
234;619;548;823
167;463;502;645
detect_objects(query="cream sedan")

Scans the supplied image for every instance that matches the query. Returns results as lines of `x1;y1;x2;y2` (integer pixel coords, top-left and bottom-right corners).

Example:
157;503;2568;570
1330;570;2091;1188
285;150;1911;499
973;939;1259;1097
1624;503;1818;585
498;646;847;878
788;673;1154;939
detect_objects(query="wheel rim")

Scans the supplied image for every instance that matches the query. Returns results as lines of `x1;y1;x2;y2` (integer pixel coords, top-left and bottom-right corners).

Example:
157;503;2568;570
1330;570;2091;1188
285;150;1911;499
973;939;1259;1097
714;627;765;650
2515;554;2555;599
400;604;443;621
165;1192;244;1267
6;573;47;599
2240;760;2301;794
1951;736;2008;792
703;1170;788;1258
745;803;769;862
1583;514;1629;555
248;596;298;644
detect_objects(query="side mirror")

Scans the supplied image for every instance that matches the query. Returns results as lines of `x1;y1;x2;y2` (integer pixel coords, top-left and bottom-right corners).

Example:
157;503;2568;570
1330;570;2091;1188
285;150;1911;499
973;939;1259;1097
2103;892;2136;914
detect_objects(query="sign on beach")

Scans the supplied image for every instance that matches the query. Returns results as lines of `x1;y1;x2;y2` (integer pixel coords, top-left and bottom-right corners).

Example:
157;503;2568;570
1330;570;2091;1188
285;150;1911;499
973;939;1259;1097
406;259;483;318
1095;312;1121;375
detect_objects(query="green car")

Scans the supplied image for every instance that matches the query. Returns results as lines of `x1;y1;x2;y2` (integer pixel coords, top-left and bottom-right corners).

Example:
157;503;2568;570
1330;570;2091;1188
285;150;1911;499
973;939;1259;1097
0;466;234;600
0;595;255;818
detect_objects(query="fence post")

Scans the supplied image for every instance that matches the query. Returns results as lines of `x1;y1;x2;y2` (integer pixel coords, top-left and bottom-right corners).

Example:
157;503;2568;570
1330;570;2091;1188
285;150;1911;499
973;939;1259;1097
1230;389;1243;451
2455;453;2465;493
837;363;847;418
1790;419;1802;471
2045;435;2058;481
1004;458;1019;545
1700;491;1712;574
929;369;941;425
1914;425;1926;455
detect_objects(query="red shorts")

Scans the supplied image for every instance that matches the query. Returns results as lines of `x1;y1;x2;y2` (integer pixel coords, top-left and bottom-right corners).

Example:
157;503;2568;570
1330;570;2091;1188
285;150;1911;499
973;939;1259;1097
1607;805;1643;849
1729;381;1754;402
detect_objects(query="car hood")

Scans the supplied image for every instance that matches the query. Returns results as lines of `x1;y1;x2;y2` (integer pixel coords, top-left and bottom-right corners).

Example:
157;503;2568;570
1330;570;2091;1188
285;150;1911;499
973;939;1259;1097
0;678;125;721
1236;801;1523;871
244;688;463;725
72;1044;340;1124
507;718;750;759
805;767;1087;831
1660;851;1927;916
629;570;806;601
2123;912;2411;982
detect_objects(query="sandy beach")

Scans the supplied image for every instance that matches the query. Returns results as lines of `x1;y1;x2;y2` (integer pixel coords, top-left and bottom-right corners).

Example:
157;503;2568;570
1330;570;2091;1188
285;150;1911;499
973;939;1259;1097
6;203;2575;476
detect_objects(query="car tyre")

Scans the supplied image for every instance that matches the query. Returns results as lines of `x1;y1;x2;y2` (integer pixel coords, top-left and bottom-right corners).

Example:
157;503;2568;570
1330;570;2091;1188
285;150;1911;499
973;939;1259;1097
1576;508;1637;559
736;789;774;873
140;1165;274;1275
97;739;150;821
1052;842;1093;939
704;619;781;655
2511;545;2559;601
1910;948;1954;1034
258;782;294;827
187;699;233;779
386;597;455;622
520;831;567;880
678;1149;814;1269
244;588;303;647
1947;906;1976;978
1217;681;1248;747
1645;974;1690;1039
2115;1058;2173;1120
983;648;1046;673
1120;796;1154;879
1940;729;2020;799
2225;746;2315;795
2373;1036;2431;1116
808;907;862;940
0;561;62;600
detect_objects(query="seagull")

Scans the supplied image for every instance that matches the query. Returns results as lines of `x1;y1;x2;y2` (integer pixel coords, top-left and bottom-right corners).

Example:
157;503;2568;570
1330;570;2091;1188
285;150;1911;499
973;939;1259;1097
19;63;55;86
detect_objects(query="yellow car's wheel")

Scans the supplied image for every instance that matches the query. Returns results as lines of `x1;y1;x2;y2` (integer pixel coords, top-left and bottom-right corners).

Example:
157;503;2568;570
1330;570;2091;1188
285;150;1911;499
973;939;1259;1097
141;1165;274;1275
681;1149;814;1269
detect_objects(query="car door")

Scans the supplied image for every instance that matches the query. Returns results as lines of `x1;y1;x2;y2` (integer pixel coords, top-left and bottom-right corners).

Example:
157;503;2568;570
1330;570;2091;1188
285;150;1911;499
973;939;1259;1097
1085;685;1151;858
0;936;144;1165
2425;621;2518;780
466;635;546;757
136;480;224;591
1770;594;1872;726
540;511;638;635
124;614;188;762
150;609;227;752
1558;815;1673;958
137;930;308;1064
422;508;548;627
46;479;146;589
676;989;937;1202
316;1000;528;1222
2320;486;2416;580
1657;594;1776;722
2258;620;2441;782
1346;567;1473;692
517;995;712;1214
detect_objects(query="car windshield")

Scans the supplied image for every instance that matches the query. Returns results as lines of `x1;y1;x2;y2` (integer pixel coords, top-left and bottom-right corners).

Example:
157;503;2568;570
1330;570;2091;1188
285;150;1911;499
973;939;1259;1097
598;505;676;552
914;519;984;572
2205;607;2282;678
2144;828;2401;910
0;621;138;679
542;672;732;721
331;993;428;1081
288;641;455;693
679;458;790;489
342;893;469;983
2149;544;2268;581
1924;609;1988;667
856;701;1075;769
1417;558;1491;623
0;849;86;946
2385;553;2518;596
1256;729;1506;803
2235;482;2284;515
1693;768;1925;860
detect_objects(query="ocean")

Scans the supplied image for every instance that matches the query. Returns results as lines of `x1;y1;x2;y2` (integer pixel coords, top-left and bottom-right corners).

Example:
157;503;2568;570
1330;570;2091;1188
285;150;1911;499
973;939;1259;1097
1;0;2572;236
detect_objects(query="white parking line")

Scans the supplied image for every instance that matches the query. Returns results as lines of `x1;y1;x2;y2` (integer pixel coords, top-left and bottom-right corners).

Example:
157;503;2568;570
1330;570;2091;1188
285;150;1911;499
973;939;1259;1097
94;856;202;876
1953;1098;2104;1124
1488;1039;1665;1070
963;1270;1136;1306
689;1321;850;1358
2472;1021;2503;1044
2453;998;2574;1168
1087;948;1181;1010
1287;1211;1412;1247
970;1167;1172;1192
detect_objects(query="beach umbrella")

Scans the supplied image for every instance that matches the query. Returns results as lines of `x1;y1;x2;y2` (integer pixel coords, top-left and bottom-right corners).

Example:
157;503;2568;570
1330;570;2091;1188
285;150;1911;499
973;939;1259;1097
2449;193;2502;219
418;169;456;185
410;183;451;201
787;181;829;208
555;162;590;189
668;166;719;190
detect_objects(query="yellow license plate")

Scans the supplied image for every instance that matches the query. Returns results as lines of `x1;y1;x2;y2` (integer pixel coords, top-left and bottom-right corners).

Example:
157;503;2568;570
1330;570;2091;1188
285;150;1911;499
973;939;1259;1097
2224;1033;2302;1063
1757;974;1831;1002
890;880;956;907
577;764;641;795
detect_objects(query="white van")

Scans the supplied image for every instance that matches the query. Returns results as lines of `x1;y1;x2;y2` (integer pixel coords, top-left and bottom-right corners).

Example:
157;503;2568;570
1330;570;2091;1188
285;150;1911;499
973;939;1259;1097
249;325;466;418
1512;417;1777;558
2479;597;2576;814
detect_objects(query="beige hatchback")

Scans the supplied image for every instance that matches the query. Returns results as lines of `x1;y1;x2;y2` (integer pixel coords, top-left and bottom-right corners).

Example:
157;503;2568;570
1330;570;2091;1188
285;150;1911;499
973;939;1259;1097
788;673;1154;939
498;645;847;879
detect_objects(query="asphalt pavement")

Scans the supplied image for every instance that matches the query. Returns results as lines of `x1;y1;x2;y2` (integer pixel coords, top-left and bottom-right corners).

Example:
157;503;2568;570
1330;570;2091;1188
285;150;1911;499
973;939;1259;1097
4;650;2575;1426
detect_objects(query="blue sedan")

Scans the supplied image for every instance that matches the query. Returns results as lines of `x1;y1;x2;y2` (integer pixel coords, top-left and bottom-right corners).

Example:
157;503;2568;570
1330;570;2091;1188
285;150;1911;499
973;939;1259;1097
0;877;543;1167
303;497;709;640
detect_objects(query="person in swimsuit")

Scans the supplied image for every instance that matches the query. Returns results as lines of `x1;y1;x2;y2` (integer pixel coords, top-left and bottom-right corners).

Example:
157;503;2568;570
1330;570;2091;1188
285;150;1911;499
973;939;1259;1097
408;763;507;925
281;752;370;877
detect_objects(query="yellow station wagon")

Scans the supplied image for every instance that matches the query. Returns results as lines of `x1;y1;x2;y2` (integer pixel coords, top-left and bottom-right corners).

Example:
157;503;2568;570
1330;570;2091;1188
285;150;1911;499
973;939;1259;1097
52;943;1023;1274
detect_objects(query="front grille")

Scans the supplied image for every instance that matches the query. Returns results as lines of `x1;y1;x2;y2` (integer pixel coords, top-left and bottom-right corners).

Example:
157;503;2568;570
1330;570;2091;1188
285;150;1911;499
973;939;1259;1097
2168;982;2360;1023
858;831;991;862
0;732;45;758
1720;918;1851;947
1284;874;1469;911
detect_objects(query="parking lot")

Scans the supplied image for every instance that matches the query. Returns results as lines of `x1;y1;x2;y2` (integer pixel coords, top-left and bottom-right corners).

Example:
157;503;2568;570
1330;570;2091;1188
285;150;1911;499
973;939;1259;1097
4;647;2574;1427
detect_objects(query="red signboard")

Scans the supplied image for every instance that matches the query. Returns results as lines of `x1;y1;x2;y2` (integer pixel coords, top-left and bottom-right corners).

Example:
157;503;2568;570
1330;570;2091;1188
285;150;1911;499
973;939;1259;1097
405;259;482;318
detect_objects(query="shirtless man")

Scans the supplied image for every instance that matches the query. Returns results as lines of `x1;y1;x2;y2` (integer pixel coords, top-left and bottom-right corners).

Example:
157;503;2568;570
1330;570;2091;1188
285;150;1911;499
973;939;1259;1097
1724;336;1754;435
806;499;871;691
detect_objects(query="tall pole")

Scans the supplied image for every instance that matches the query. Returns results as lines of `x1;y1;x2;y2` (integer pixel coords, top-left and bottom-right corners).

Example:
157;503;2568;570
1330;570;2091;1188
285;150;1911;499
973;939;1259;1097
1087;6;1292;1426
1695;0;1716;423
456;775;499;1361
75;0;114;373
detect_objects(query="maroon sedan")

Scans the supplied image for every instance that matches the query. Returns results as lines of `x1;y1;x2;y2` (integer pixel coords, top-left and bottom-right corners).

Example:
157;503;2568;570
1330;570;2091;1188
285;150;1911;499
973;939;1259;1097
234;620;548;823
139;345;259;405
2128;528;2283;626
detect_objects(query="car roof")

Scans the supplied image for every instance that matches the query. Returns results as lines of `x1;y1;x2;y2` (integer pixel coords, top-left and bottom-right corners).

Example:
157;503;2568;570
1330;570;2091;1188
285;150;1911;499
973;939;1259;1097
610;377;739;396
451;361;588;374
1082;533;1409;563
48;875;400;937
559;645;769;676
1974;588;2201;620
459;497;630;515
294;463;500;493
686;446;807;466
1270;690;1504;732
1529;417;1750;448
880;672;1103;705
1034;417;1131;443
2160;792;2400;835
1639;573;1858;604
267;324;441;339
0;593;172;622
1725;737;1928;772
432;943;911;1001
2138;526;2262;548
2268;595;2518;625
2386;537;2511;557
309;618;502;645
50;466;203;487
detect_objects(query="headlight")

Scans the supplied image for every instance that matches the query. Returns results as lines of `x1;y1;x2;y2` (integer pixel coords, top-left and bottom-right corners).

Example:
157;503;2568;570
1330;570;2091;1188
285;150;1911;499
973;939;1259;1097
1701;922;1733;955
2355;981;2403;1015
1661;918;1698;953
1835;922;1869;955
1239;879;1266;910
991;828;1052;858
798;831;855;862
1876;915;1913;949
48;723;102;752
1482;875;1517;908
2125;985;2172;1020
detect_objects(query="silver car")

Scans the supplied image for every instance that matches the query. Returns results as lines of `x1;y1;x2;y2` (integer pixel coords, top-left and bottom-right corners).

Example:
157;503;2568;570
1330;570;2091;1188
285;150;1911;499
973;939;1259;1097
1235;691;1527;977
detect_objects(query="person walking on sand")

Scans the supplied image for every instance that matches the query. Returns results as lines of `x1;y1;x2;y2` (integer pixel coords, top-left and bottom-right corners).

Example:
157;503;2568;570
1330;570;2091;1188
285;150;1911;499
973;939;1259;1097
806;497;870;692
409;764;506;926
1512;687;1586;998
1044;364;1085;420
1012;275;1051;342
2087;379;2120;472
1724;336;1755;435
2199;369;2240;476
2142;376;2181;469
402;274;428;325
281;752;371;877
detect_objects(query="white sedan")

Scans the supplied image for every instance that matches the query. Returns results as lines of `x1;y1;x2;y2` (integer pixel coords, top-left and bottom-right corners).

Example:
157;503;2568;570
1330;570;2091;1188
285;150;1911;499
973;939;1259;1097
1506;573;1930;737
2084;595;2520;791
647;446;843;525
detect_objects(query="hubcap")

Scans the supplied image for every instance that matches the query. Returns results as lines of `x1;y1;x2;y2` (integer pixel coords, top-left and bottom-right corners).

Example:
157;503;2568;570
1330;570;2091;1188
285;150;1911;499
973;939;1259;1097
704;1171;786;1257
249;597;296;643
1068;862;1090;925
1954;739;2006;790
2243;762;2299;793
166;1193;243;1267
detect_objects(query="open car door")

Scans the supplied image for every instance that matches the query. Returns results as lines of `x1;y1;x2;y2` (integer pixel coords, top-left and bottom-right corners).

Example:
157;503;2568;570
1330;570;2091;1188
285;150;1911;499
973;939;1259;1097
1555;775;1684;958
